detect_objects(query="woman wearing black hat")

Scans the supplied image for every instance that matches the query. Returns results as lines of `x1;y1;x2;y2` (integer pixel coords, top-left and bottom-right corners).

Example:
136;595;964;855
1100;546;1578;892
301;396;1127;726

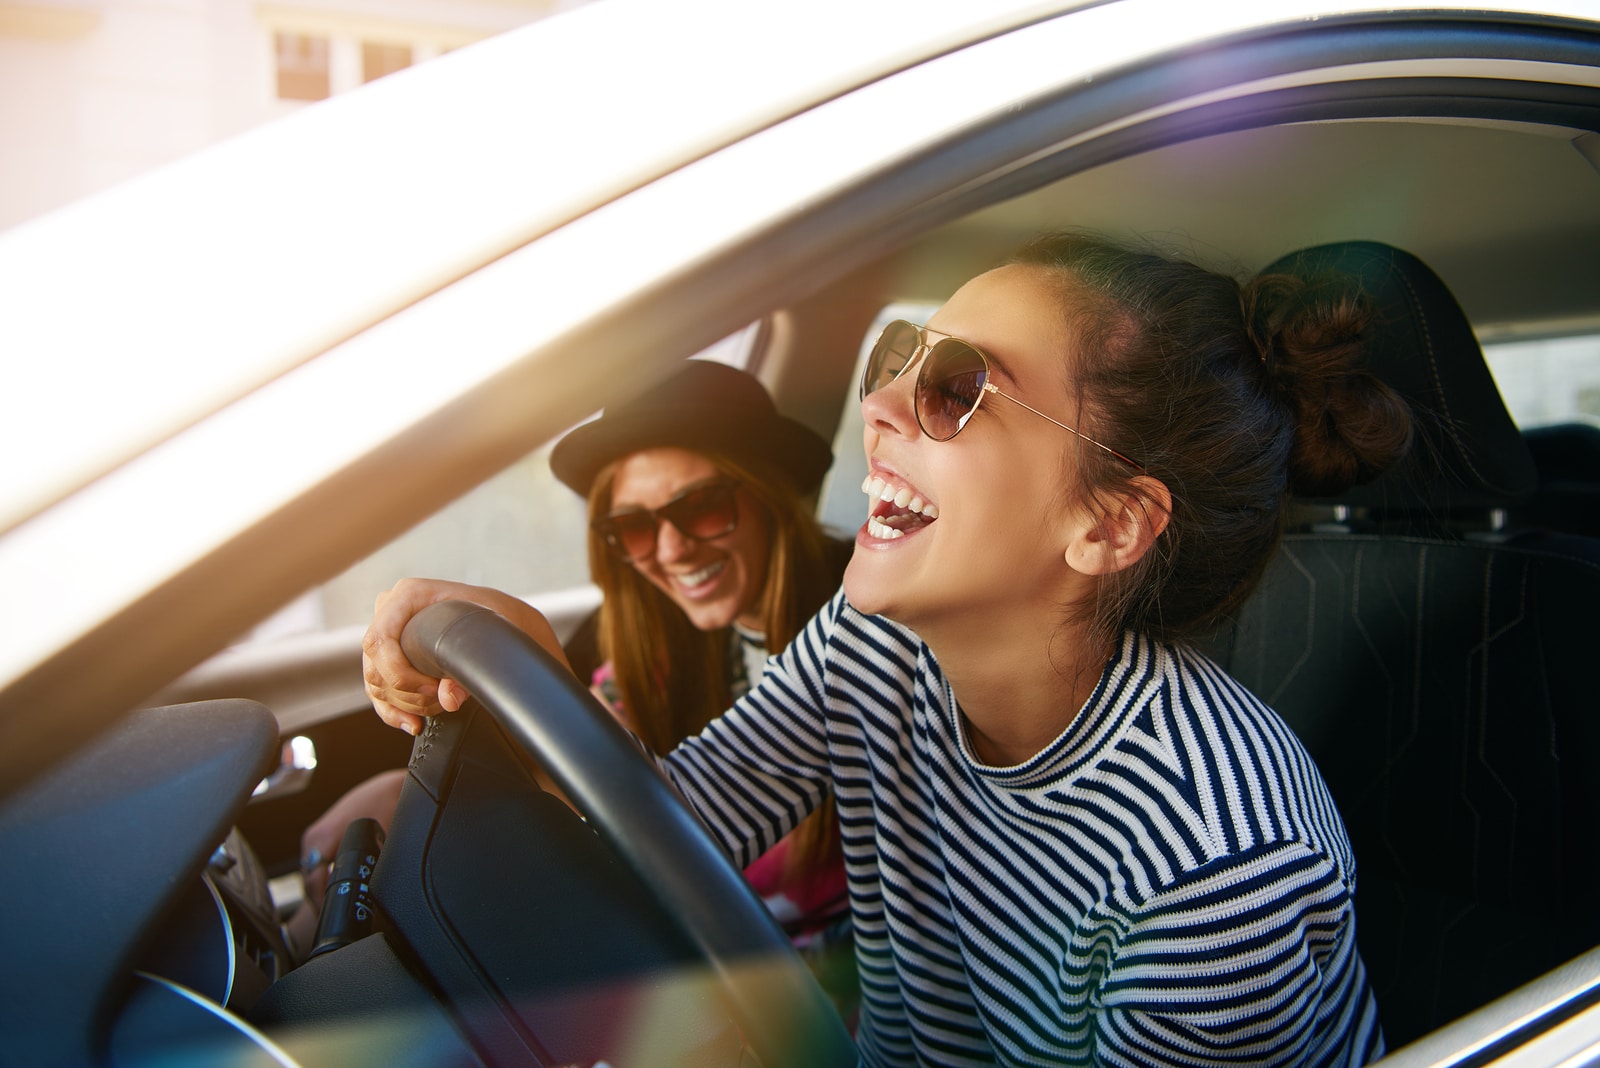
551;359;845;757
551;361;854;1009
303;361;856;1012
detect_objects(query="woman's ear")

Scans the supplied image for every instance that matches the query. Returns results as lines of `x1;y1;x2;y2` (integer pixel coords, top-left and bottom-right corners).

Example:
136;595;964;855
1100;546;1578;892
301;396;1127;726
1064;476;1172;575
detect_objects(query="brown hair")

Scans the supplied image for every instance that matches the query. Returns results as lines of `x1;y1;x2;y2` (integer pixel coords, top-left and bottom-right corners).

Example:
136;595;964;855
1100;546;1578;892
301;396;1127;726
1006;231;1413;646
586;447;844;875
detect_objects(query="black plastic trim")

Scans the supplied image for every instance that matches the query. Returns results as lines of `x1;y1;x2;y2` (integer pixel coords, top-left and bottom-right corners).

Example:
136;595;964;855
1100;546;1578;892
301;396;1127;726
0;700;278;1068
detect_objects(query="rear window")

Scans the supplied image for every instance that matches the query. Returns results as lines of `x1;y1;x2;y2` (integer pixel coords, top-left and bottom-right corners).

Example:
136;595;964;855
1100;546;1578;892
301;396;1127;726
1484;331;1600;430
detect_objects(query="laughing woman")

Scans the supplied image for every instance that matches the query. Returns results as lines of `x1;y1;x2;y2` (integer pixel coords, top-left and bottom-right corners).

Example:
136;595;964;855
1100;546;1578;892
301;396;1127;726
308;363;858;1013
549;362;858;1015
364;232;1411;1067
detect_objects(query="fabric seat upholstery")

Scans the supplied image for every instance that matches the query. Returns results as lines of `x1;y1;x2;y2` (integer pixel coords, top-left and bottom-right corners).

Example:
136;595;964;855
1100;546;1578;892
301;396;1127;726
1203;242;1600;1050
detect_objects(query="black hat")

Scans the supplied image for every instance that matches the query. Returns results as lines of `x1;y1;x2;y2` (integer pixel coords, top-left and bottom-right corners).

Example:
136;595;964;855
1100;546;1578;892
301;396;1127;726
550;361;834;497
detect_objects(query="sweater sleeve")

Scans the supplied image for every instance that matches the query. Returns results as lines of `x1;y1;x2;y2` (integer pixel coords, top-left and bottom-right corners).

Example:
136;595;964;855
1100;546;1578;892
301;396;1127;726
660;590;846;868
1087;840;1383;1068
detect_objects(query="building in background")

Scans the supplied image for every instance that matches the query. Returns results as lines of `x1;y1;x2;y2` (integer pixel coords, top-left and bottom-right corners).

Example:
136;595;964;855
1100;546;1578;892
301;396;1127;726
0;0;578;232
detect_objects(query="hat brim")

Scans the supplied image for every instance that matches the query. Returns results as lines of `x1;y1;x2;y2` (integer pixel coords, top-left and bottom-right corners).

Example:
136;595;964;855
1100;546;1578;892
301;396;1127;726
551;411;835;499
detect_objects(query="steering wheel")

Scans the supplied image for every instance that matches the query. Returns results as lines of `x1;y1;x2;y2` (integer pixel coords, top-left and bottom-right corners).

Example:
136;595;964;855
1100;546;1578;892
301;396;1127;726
395;599;857;1068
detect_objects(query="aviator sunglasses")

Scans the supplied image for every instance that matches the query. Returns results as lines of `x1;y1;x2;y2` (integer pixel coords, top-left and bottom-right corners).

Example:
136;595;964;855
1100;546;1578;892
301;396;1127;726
593;478;741;561
860;319;1143;468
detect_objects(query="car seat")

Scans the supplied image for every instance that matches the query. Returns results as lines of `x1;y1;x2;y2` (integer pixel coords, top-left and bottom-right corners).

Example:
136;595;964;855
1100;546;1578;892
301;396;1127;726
1205;241;1600;1050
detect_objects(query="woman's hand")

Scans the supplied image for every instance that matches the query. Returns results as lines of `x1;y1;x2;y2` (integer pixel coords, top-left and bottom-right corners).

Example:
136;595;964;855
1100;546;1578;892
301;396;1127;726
363;577;572;735
298;768;407;909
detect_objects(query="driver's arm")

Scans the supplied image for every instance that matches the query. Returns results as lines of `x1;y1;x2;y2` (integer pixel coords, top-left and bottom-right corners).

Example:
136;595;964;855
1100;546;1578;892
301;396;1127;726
660;591;846;868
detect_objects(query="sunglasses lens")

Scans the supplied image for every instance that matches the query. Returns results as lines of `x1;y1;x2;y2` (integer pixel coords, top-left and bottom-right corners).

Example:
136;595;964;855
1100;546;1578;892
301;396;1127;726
601;513;660;559
916;340;988;441
663;482;739;540
597;481;740;560
862;320;922;398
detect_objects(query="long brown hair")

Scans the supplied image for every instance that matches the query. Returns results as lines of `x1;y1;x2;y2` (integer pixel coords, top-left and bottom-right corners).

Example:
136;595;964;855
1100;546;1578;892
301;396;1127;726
587;447;845;875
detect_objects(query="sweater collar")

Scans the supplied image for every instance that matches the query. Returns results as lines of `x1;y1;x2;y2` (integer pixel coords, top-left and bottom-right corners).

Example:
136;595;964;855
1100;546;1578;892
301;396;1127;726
948;630;1166;789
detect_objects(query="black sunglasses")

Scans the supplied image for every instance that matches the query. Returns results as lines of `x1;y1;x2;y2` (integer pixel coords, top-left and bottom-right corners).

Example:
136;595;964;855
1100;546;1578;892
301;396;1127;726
860;319;1142;468
593;478;741;561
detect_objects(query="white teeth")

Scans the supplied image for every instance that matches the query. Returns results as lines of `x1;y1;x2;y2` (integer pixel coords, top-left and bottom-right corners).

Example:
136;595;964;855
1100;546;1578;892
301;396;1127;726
861;473;938;518
678;560;724;586
866;517;904;540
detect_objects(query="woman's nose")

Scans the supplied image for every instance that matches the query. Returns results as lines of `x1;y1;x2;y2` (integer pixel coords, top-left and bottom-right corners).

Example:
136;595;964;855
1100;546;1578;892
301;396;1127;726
860;363;921;440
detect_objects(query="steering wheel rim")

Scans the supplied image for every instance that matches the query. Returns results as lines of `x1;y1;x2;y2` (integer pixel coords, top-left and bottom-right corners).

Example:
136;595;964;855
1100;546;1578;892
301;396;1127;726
400;599;857;1068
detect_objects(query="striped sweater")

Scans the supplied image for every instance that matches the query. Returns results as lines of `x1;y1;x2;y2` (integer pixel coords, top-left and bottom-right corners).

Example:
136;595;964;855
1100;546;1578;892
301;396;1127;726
664;591;1384;1067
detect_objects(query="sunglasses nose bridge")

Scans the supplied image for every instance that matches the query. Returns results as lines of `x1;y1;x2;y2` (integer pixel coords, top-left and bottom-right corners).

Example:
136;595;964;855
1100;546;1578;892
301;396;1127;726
652;514;696;559
880;337;935;407
902;335;933;382
864;326;927;389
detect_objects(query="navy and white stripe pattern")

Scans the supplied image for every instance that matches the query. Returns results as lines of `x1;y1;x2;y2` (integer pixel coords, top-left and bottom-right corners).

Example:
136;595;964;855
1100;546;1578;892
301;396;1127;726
665;591;1384;1067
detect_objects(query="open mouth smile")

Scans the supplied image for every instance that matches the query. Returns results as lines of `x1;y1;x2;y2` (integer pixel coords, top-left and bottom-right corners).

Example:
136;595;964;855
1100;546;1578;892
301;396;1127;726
861;472;939;540
672;558;727;591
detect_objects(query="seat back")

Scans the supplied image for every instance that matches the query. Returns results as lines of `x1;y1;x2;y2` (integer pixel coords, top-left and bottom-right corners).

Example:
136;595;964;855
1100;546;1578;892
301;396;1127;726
1206;242;1600;1049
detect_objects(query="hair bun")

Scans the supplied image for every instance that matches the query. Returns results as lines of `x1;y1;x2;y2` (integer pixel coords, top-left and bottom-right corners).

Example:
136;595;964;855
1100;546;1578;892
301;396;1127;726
1245;273;1413;498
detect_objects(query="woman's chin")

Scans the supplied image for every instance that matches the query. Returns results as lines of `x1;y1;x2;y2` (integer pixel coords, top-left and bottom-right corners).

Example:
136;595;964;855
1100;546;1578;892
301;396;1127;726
678;599;740;633
842;556;898;619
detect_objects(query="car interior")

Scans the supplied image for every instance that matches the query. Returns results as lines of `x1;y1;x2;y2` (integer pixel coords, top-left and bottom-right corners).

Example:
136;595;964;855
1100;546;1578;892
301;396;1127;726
5;7;1600;1068
1205;240;1600;1051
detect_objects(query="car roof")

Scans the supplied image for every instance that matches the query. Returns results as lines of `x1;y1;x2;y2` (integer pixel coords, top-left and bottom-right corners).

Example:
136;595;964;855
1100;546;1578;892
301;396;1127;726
3;0;1599;795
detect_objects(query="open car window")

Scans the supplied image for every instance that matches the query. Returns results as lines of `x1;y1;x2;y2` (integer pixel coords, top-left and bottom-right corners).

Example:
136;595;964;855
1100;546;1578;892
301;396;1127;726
244;325;763;645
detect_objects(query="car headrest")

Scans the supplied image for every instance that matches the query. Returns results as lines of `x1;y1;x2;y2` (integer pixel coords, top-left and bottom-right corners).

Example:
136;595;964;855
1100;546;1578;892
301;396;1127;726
1258;241;1536;512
